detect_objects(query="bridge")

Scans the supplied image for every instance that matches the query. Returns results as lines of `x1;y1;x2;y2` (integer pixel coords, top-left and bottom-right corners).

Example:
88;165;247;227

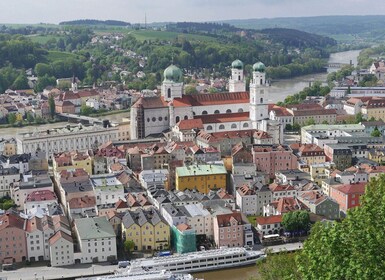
56;113;104;125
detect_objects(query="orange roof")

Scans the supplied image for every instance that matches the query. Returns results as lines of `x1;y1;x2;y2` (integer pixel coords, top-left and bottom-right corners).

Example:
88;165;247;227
269;183;295;192
176;223;191;231
49;230;73;245
68;196;96;209
256;215;282;225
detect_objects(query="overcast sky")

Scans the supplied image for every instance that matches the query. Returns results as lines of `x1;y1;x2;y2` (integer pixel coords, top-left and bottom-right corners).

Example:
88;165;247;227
1;0;385;24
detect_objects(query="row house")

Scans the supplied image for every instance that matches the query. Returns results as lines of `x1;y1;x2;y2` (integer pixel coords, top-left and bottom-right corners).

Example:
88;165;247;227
269;182;297;200
256;215;283;238
264;197;308;217
25;190;57;215
252;145;297;179
11;174;53;210
53;151;93;175
121;207;170;251
0;166;20;197
297;191;340;220
236;184;272;216
90;174;125;208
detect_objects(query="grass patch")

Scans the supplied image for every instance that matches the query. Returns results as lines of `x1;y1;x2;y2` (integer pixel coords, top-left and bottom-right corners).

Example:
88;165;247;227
46;51;78;62
247;215;258;226
28;34;62;44
130;30;215;42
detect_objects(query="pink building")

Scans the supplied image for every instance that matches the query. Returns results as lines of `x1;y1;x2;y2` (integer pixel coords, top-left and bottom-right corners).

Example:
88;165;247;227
329;182;366;214
0;213;27;264
252;145;297;179
213;212;245;248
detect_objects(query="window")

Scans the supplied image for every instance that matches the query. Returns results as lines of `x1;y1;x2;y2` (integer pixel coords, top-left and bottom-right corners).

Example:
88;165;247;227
167;88;171;98
152;117;156;122
243;123;249;128
176;116;180;123
231;124;237;129
206;125;213;131
214;110;220;114
184;115;188;120
226;109;232;113
158;117;163;121
219;124;225;130
238;108;244;113
202;111;208;115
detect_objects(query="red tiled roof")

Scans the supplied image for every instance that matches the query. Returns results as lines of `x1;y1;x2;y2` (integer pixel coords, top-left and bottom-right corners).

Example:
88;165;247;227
26;190;57;202
269;183;295;192
256;215;282;225
195;112;249;124
174;92;250;107
0;213;25;231
68;196;96;209
176;223;191;231
198;129;255;143
49;230;73;245
336;183;366;195
177;119;204;130
216;212;243;226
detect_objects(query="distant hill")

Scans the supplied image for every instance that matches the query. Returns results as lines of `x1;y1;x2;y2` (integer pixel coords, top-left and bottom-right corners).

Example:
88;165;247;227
220;15;385;37
59;19;131;26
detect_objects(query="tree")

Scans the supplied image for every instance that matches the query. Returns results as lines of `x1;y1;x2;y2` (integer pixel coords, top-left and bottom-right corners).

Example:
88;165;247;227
256;251;301;280
297;175;385;279
0;196;15;210
185;85;198;95
285;123;293;131
34;74;56;93
321;120;329;125
26;111;34;123
371;127;381;137
11;73;29;90
305;118;316;126
48;93;55;118
355;112;365;124
7;113;16;125
80;103;95;116
282;210;310;233
123;240;135;254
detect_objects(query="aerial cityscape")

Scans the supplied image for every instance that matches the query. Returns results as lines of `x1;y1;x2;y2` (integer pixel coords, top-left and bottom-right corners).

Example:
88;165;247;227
1;1;385;280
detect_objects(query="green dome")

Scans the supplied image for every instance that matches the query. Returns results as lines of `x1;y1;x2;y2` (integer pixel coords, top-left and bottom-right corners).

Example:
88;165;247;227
164;65;183;82
253;62;266;72
231;59;244;70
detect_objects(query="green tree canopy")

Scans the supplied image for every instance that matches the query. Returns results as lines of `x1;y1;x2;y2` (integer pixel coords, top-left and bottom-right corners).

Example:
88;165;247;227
257;251;301;280
124;240;135;254
371;127;381;137
297;175;385;279
282;210;310;232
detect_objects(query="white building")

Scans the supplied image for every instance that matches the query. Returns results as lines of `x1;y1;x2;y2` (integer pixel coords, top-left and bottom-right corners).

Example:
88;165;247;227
0;167;20;197
16;124;119;159
236;184;272;216
130;60;280;140
181;203;213;237
49;231;74;267
74;217;117;263
90;174;125;207
24;190;57;214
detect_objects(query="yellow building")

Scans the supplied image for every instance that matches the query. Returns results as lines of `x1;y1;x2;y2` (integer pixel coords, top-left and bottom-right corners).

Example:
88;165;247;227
2;139;17;156
121;208;170;251
310;162;335;186
53;151;93;175
368;149;385;164
175;164;227;194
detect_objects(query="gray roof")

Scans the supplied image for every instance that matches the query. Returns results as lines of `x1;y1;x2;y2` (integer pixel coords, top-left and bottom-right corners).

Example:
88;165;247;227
61;179;93;194
0;166;19;176
75;217;115;240
19;175;52;190
122;207;164;228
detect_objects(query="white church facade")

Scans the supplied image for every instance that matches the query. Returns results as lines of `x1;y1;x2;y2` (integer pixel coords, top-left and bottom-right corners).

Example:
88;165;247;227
130;60;283;143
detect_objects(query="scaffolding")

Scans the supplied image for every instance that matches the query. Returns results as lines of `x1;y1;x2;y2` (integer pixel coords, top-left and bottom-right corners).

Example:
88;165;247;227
171;225;196;254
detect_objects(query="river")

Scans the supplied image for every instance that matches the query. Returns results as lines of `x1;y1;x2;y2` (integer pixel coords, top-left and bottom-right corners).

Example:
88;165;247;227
0;50;360;139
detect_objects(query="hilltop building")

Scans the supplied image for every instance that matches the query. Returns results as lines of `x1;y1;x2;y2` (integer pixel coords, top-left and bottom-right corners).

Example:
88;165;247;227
130;60;283;142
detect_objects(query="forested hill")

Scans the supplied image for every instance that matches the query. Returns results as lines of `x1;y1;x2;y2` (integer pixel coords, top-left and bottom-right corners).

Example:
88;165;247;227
261;28;336;49
59;19;131;26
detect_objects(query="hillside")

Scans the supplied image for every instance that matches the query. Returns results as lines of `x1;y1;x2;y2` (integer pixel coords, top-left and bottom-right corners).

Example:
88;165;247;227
221;15;385;42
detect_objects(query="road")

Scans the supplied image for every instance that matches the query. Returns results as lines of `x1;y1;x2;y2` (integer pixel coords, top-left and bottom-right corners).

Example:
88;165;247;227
1;262;117;280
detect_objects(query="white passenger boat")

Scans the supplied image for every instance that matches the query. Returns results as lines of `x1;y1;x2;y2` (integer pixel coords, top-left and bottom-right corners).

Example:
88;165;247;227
77;269;196;280
127;247;265;274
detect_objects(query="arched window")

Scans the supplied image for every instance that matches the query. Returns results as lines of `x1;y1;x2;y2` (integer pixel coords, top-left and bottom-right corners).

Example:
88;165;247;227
238;75;241;81
202;111;208;115
206;125;213;131
226;109;232;113
243;123;249;128
167;88;171;99
214;110;220;114
260;98;263;104
176;116;180;123
219;124;225;129
238;108;244;113
184;115;188;120
260;79;263;85
231;124;237;129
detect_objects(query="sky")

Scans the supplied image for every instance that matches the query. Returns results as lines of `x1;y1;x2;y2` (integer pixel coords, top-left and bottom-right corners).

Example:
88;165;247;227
1;0;385;24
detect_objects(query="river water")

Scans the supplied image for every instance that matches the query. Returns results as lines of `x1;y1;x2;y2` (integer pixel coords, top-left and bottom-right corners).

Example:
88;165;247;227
0;50;360;139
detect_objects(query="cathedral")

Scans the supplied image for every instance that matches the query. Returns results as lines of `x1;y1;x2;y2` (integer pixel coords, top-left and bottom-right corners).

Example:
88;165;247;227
130;60;282;142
